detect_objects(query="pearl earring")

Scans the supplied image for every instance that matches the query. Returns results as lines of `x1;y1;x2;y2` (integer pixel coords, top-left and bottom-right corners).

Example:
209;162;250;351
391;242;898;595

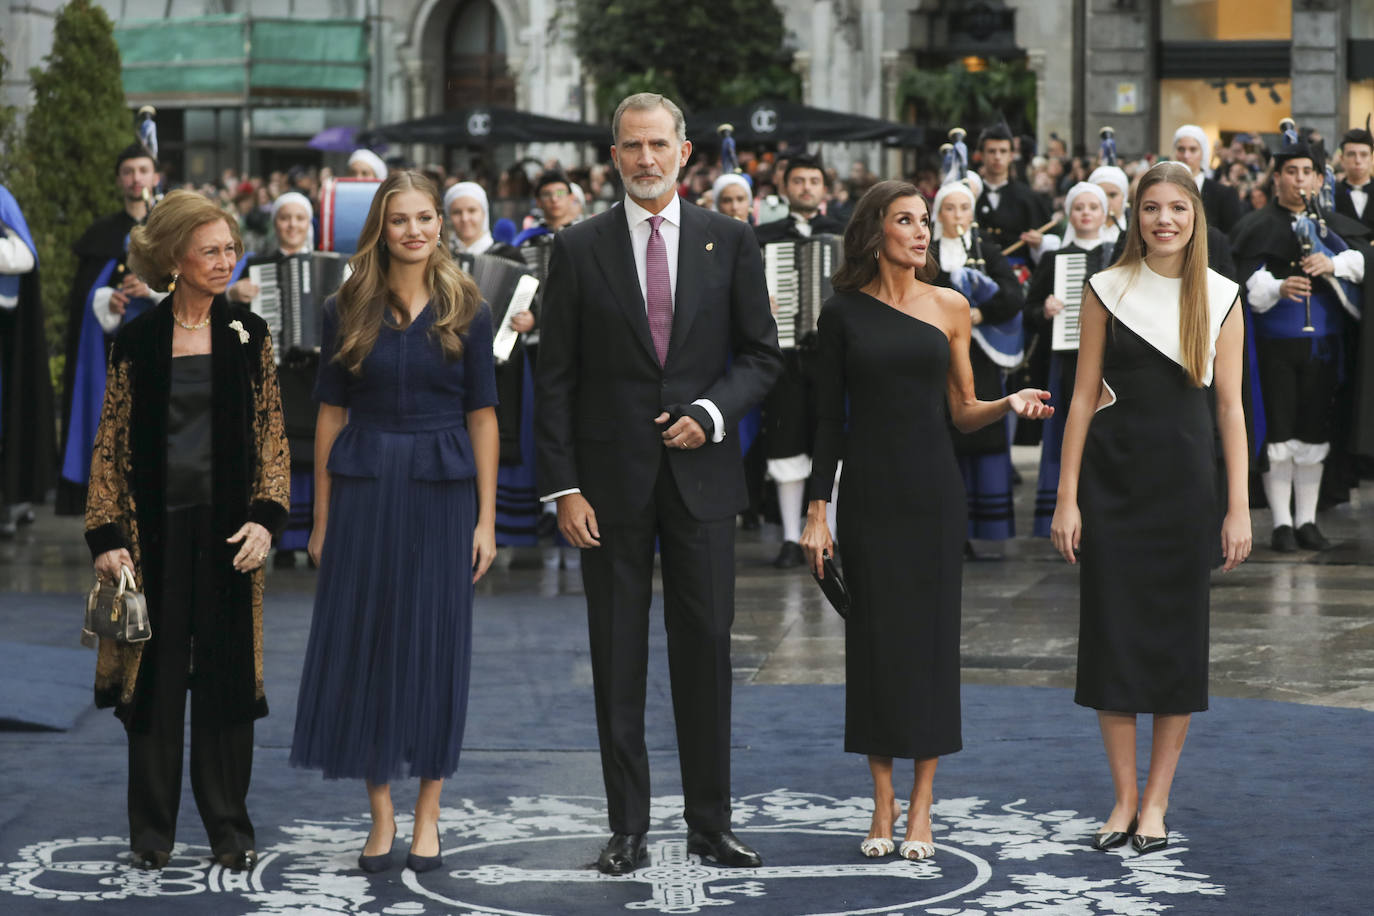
168;273;178;292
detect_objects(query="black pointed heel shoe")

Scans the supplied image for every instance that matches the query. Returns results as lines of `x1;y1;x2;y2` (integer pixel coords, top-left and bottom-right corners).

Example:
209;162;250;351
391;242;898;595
358;819;397;873
1131;821;1168;855
1090;816;1137;851
406;822;443;874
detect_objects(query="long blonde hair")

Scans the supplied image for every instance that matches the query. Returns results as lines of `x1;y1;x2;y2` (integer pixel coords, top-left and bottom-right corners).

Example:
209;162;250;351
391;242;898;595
333;170;481;374
1113;161;1211;387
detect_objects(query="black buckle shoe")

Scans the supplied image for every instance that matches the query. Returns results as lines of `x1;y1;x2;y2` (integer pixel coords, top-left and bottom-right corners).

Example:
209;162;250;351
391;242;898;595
1295;522;1331;551
215;849;258;871
132;850;170;870
1271;525;1298;552
597;832;647;875
686;829;762;867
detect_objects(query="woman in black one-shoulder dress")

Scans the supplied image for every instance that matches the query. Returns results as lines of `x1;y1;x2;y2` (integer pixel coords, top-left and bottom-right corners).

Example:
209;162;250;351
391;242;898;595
1051;162;1250;855
800;181;1052;862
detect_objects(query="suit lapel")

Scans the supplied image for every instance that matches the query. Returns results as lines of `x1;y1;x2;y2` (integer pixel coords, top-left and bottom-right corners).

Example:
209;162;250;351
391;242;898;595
669;202;708;367
592;206;658;365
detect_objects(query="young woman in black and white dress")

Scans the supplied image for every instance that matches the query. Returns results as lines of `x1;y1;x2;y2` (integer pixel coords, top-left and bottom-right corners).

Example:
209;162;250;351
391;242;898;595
1051;162;1251;854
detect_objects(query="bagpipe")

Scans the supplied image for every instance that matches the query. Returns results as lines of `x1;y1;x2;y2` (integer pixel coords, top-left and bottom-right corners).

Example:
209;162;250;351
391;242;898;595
948;217;1024;369
99;107;163;333
1281;118;1361;326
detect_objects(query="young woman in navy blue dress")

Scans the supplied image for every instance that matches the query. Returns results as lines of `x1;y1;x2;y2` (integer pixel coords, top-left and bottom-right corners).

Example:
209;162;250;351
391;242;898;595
290;171;499;873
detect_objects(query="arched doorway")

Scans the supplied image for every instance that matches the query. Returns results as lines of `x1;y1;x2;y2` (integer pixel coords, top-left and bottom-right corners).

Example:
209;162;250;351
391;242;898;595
445;0;516;109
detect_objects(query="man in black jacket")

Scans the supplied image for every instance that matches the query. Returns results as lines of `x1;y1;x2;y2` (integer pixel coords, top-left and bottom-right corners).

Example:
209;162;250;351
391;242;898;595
535;93;781;877
753;154;844;568
1335;121;1374;234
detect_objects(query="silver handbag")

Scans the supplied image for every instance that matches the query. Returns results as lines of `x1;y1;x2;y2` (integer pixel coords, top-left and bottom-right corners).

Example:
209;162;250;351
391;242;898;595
82;566;152;647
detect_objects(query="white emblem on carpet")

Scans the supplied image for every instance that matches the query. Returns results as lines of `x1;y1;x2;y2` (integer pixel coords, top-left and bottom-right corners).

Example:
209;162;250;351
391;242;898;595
0;790;1224;914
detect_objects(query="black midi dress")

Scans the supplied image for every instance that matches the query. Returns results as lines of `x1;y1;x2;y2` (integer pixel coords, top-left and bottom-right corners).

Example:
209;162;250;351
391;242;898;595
1074;264;1239;714
809;290;965;759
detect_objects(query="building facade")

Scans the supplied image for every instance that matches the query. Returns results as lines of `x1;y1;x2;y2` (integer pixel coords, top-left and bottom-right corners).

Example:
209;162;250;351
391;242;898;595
0;0;1363;182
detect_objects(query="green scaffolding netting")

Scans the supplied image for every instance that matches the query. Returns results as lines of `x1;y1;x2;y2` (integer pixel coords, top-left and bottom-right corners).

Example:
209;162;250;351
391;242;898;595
115;14;368;98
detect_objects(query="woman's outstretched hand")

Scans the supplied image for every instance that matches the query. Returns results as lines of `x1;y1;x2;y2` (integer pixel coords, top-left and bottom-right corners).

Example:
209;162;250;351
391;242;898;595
1008;388;1054;420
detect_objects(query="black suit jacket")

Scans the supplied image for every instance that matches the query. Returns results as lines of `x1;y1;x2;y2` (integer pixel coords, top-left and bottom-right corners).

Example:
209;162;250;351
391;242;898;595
1335;180;1374;235
752;213;846;245
535;200;783;524
975;178;1051;253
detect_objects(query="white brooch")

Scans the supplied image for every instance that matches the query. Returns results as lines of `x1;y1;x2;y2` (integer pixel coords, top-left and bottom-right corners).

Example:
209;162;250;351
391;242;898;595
228;319;250;345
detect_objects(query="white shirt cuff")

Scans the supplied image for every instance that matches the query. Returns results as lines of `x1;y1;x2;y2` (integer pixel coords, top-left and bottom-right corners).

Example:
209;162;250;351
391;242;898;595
0;229;35;274
692;398;726;443
1332;248;1366;285
91;286;122;333
540;488;580;503
1246;267;1282;313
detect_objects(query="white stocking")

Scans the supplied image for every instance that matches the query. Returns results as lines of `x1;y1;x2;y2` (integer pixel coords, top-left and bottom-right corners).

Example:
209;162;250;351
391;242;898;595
1293;461;1324;527
1262;458;1294;529
777;479;806;544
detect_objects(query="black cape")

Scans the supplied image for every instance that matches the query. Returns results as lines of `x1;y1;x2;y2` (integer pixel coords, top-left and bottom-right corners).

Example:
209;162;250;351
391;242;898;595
1;251;56;509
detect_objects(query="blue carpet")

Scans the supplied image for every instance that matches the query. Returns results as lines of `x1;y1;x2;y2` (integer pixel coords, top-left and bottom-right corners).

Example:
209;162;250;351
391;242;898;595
0;590;1367;914
0;638;93;731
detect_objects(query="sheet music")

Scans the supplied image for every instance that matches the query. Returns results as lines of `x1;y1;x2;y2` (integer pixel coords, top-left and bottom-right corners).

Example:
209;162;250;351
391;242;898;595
492;275;539;362
1051;253;1087;352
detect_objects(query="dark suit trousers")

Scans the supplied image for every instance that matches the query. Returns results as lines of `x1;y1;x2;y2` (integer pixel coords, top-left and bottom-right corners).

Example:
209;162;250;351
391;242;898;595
127;505;255;857
580;461;736;835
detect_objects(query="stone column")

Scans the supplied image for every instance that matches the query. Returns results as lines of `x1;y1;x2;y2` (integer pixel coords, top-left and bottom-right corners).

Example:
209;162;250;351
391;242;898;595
1083;1;1153;158
402;56;430;165
1291;3;1348;145
882;50;905;179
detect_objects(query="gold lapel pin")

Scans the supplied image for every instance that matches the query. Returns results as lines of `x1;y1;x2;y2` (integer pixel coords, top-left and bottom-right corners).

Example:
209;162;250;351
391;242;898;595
705;242;714;251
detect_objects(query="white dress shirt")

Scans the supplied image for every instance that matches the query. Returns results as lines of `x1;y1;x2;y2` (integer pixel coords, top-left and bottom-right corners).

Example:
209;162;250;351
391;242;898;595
1348;182;1368;219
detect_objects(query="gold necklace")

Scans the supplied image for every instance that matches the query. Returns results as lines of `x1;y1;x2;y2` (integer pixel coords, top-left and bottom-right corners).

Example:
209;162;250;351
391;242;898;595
173;311;212;331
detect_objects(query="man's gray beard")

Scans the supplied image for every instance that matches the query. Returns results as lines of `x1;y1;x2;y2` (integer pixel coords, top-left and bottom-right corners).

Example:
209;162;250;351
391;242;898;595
624;165;681;202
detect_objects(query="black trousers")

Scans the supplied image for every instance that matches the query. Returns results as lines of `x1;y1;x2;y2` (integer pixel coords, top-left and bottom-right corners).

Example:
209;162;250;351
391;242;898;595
580;463;735;835
127;505;255;857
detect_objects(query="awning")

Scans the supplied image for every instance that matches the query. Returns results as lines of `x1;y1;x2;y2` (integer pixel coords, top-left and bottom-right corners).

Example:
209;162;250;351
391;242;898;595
686;100;924;147
358;107;608;147
114;14;369;107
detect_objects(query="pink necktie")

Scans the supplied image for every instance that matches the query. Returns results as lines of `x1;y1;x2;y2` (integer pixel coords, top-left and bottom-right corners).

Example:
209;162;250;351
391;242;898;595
645;214;672;366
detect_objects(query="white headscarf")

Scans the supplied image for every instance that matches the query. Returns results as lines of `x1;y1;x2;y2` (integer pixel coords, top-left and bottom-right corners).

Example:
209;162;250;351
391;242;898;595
931;180;977;241
269;191;314;253
347;149;388;180
1060;181;1110;249
1172;125;1211;177
1088;165;1129;198
444;181;493;255
712;173;752;205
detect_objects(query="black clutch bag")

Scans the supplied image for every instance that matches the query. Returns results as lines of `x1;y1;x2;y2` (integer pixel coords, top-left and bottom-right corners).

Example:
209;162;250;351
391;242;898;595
811;554;849;619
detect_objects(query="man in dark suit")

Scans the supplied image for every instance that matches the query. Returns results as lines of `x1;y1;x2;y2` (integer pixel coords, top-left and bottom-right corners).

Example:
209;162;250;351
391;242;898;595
535;93;782;876
975;122;1052;271
1335;121;1374;234
752;154;845;568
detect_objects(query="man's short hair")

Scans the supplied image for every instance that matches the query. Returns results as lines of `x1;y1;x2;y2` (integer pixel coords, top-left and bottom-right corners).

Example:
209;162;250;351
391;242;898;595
612;93;686;146
534;170;572;198
783;154;825;183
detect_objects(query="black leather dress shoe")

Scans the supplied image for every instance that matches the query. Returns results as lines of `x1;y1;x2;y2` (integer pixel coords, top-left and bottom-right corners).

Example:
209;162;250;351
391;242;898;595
215;849;258;871
132;850;170;870
597;833;647;875
1090;816;1137;851
1271;525;1298;552
1295;522;1331;551
686;829;762;868
773;541;805;569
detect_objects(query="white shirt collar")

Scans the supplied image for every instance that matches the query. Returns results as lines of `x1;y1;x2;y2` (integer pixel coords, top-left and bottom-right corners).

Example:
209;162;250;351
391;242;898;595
624;193;681;230
456;233;494;256
1193;171;1205;191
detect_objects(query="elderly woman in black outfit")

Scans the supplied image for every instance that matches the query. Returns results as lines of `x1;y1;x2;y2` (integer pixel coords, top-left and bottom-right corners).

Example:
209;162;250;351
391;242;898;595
85;189;290;872
800;181;1051;861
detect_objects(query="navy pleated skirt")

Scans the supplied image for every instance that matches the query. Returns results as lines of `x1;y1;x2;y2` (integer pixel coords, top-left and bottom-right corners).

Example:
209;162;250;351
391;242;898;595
290;428;476;783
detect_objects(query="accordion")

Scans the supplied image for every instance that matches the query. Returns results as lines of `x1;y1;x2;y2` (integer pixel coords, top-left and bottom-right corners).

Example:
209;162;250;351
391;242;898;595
764;234;842;349
519;232;556;285
248;251;346;361
456;252;540;362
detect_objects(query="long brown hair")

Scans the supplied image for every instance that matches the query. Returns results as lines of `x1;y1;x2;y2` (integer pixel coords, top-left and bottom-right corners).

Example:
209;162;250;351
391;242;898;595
1113;161;1211;387
128;189;243;292
832;180;939;290
333;170;481;374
